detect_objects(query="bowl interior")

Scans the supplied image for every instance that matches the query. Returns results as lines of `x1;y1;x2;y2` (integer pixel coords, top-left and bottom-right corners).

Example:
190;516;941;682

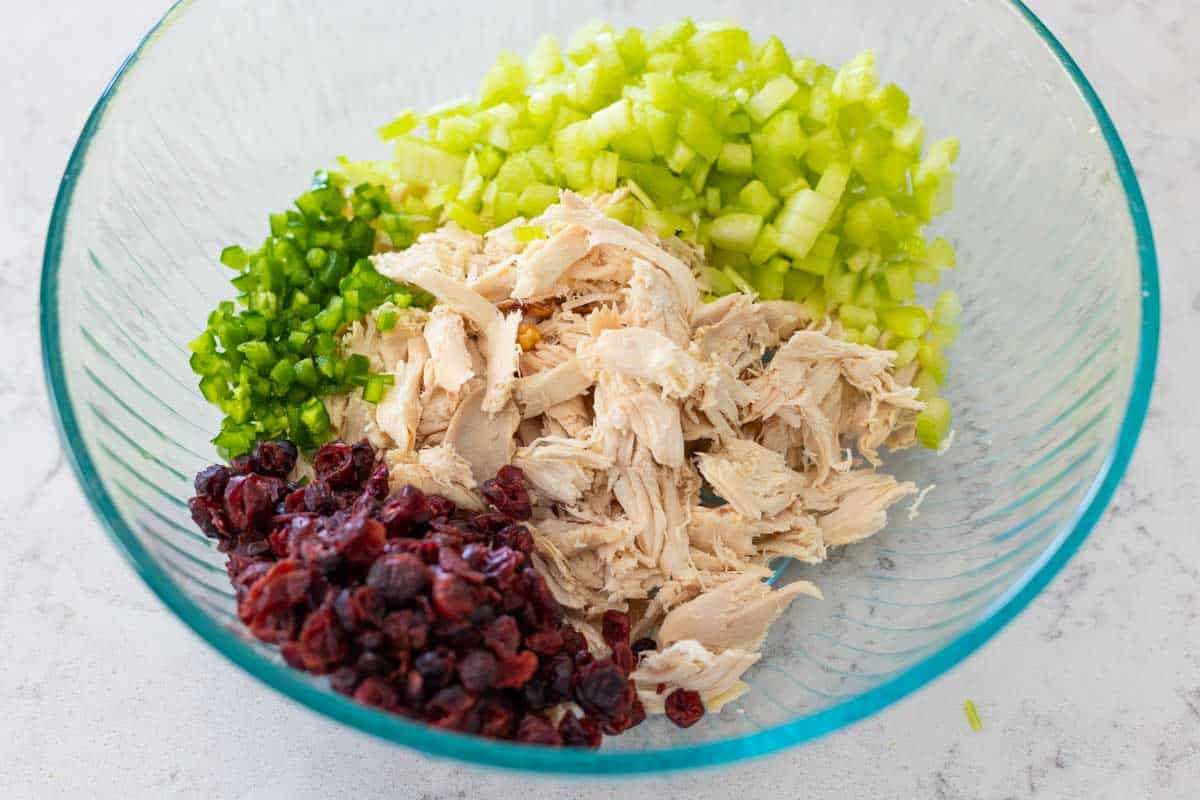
42;0;1156;773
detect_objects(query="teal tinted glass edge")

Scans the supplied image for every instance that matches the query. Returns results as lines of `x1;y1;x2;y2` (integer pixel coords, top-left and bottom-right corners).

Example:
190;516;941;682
40;0;1160;775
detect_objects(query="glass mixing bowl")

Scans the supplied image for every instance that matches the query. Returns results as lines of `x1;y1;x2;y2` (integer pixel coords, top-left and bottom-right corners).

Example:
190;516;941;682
41;0;1158;774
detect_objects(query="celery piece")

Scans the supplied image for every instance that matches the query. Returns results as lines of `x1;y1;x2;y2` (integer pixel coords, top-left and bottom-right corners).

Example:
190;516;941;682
754;35;793;79
528;34;564;82
881;306;929;339
783;269;818;302
721;265;756;295
867;83;910;130
747;74;800;123
611;129;655;162
517;183;560;217
927;237;957;269
883;262;915;302
893;337;920;367
749;224;781;265
589;98;634;144
678;108;723;162
717;142;754;176
378;109;418;141
709;212;764;253
933;289;962;324
393;139;466;187
514;224;547;244
699;265;737;295
705;186;722;215
832;50;878;102
916;397;951;449
930;322;959;347
666;140;697;174
918;340;949;384
839;303;877;329
737;180;779;218
753;259;787;300
592;151;620;192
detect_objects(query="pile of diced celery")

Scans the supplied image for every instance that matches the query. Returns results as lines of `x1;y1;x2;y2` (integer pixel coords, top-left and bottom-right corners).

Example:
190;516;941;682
351;19;960;447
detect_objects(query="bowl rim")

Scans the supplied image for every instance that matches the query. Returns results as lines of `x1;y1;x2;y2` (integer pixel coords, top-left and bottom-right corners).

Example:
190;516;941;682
40;0;1160;775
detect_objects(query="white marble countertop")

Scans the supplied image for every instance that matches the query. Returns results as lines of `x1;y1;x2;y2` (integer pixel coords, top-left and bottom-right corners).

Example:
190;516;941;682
2;1;1196;797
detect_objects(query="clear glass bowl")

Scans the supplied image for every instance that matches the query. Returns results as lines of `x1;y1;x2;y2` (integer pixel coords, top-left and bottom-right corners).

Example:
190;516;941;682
41;0;1158;774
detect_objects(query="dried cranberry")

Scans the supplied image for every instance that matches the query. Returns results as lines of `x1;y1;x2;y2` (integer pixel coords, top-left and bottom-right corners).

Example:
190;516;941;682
457;650;499;693
470;512;512;534
664;689;705;728
611;642;635;677
382;609;429;651
188;495;230;542
353;677;399;711
520;568;561;630
524;630;563;656
296;607;347;673
545;653;575;703
414;647;457;691
601;610;631;649
326;511;386;565
484;615;521;656
481;471;532;521
560;627;589;657
494;524;533;554
378;486;430;536
350;441;376;485
384;537;439;563
253;440;298;477
426;686;475;729
437;547;484;584
282;486;307;513
364;461;390;499
426;495;456;519
224;474;286;532
515;714;561;745
494;650;539;689
558;712;602;749
194;464;230;500
238;559;313;643
431;570;475;621
367;553;428;605
631;637;657;655
303;479;336;513
473;695;516;739
312;441;357;487
229;453;254;474
329;667;359;696
573;659;633;721
480;546;524;585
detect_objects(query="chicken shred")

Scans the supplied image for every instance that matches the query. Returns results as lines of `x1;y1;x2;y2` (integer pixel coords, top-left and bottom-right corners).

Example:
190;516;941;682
351;192;924;719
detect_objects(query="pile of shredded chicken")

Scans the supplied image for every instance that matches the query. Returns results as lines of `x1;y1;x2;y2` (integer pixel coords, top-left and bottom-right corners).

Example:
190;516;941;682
325;192;924;716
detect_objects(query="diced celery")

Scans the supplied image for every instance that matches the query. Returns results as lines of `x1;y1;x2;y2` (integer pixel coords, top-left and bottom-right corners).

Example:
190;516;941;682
517;183;560;217
839;303;877;329
528;34;565;82
747;74;799;123
918;340;949;384
737;180;779;217
880;306;929;338
783;269;818;302
752;258;788;300
832;50;878;102
722;265;756;295
705;186;722;215
678;108;723;162
927;237;957;269
709;212;764;253
592;151;620;192
883;262;915;301
666;140;697;173
590;98;634;144
867;83;910;130
933;289;962;325
700;265;737;295
749;224;781;265
916;397;951;449
378;109;418;141
393;139;467;187
893;337;920;367
717;142;754;176
930;322;959;347
514;224;546;244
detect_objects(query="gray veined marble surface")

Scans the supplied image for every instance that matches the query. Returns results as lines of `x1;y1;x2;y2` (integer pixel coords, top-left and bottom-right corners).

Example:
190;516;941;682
1;0;1196;797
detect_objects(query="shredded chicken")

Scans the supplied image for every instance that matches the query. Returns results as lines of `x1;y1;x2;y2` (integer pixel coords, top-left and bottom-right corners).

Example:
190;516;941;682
344;192;924;720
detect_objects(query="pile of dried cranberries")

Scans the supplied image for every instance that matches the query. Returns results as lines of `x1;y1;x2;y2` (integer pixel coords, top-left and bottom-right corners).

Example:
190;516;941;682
188;438;647;747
